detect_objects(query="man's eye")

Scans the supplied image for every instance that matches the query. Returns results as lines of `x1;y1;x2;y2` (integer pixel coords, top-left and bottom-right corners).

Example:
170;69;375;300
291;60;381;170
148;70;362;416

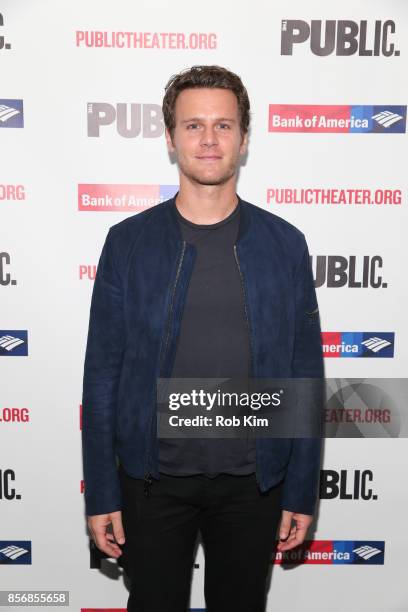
186;124;199;129
219;123;230;129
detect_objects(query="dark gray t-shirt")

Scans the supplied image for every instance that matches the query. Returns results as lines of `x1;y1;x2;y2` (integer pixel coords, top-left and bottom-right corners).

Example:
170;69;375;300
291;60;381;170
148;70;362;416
158;200;256;477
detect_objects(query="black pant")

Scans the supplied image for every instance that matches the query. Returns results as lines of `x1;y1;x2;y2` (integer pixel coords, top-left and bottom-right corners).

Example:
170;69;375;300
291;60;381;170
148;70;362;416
118;465;283;612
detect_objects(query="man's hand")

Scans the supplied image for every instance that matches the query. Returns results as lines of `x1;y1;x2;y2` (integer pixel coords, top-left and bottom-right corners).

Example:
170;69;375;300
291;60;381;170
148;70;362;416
87;510;125;559
277;509;313;552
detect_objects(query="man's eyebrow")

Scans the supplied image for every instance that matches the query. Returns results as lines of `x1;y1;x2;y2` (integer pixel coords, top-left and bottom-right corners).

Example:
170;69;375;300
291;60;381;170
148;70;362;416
180;117;237;124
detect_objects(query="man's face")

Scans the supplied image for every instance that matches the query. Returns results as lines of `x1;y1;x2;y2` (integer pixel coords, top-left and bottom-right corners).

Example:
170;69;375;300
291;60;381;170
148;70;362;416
165;87;248;187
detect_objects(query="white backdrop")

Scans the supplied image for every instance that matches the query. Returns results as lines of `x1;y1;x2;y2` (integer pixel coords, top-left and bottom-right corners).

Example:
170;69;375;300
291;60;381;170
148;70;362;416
1;0;407;610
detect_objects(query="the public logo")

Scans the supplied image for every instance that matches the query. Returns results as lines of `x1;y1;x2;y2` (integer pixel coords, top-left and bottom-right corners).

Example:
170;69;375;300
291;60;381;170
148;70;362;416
0;468;21;500
281;20;399;57
87;103;163;138
0;12;12;50
320;469;377;500
311;255;387;289
0;252;17;286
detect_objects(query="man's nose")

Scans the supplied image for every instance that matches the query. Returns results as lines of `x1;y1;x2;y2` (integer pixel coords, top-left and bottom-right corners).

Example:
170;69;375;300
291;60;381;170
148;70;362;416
200;126;218;147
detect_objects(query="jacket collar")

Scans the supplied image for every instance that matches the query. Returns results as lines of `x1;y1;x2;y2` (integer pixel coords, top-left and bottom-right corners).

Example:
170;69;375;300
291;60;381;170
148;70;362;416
163;191;251;245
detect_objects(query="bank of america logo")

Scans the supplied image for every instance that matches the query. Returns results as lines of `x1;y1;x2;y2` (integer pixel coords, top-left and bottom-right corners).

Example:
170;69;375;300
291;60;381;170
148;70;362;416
0;545;29;559
353;545;383;561
0;330;28;356
268;105;406;133
273;539;385;565
0;335;24;351
361;337;392;353
0;99;24;128
0;541;32;564
349;540;385;564
372;110;404;128
0;104;20;122
369;105;406;133
322;332;394;358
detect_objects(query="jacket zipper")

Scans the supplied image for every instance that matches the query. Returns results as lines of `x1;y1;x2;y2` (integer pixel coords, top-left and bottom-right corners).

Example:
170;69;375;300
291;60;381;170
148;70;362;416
159;241;187;375
233;243;261;489
233;244;254;377
143;240;187;497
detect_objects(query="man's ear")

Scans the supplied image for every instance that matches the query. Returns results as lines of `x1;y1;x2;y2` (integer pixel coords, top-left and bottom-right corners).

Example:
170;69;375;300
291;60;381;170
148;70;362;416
165;128;175;153
239;131;248;155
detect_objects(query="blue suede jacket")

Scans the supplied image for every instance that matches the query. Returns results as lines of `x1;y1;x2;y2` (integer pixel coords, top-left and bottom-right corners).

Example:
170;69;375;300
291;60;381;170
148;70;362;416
82;193;324;516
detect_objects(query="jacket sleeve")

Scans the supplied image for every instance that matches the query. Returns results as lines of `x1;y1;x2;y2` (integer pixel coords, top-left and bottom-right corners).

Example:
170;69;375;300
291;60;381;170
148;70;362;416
281;236;324;516
81;228;125;516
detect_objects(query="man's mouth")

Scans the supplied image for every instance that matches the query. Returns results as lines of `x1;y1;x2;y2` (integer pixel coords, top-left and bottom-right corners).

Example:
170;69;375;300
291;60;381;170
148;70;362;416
196;155;222;161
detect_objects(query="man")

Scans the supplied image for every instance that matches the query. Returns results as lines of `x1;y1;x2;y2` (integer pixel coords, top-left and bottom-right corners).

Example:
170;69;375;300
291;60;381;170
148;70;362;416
82;65;324;611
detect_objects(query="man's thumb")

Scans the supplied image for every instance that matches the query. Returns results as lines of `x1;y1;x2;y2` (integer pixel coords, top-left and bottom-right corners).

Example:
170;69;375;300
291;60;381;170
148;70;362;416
279;511;293;540
111;515;125;544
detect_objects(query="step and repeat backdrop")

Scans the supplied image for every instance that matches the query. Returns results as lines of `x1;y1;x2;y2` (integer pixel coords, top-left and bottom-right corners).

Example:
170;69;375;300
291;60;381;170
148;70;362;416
1;0;407;610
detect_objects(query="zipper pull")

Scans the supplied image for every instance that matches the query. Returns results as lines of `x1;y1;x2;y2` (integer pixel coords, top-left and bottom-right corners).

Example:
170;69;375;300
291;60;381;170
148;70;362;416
144;473;153;498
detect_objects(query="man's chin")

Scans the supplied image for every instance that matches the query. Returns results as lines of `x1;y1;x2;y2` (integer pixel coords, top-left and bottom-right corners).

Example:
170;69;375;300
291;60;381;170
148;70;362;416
194;177;230;186
182;170;236;187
